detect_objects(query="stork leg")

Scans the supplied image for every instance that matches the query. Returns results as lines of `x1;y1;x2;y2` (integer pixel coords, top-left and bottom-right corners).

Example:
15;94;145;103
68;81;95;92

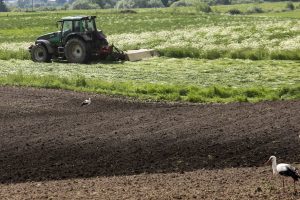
294;180;297;194
282;178;285;191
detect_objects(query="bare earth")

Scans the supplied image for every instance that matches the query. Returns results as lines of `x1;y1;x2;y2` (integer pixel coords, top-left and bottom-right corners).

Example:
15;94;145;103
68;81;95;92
0;86;300;199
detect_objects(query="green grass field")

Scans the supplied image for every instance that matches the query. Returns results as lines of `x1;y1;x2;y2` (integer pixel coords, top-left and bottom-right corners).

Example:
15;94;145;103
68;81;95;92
1;7;300;60
0;3;299;103
214;2;300;13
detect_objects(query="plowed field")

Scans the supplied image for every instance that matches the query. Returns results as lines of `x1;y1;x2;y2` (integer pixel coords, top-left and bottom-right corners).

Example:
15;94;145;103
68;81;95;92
0;86;300;199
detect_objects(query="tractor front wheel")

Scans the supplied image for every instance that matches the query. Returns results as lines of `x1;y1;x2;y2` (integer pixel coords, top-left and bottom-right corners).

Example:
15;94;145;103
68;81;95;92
64;38;89;63
31;44;52;62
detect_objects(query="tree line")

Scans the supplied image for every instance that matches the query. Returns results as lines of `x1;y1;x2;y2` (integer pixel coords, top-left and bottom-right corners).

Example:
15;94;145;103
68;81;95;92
1;0;300;12
0;0;8;11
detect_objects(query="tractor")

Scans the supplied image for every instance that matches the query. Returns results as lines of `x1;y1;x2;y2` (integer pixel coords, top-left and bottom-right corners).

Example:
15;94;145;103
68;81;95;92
29;15;126;63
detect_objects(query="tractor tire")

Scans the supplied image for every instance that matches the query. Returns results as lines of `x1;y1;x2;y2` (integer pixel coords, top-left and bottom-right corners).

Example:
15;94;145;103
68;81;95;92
31;44;52;63
64;38;89;63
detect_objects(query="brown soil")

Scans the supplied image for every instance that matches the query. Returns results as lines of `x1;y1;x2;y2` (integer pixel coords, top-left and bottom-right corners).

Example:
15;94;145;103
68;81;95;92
0;86;300;199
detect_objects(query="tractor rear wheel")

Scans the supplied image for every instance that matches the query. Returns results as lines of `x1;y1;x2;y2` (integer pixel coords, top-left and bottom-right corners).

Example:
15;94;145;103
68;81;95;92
31;44;52;62
64;38;89;63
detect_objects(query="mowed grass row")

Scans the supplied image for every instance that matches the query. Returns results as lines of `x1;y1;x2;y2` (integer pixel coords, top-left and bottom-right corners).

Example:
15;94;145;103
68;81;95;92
0;58;299;103
1;6;300;60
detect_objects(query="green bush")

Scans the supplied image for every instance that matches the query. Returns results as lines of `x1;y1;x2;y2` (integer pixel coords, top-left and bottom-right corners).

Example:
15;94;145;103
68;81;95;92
244;89;263;98
0;0;8;12
115;0;135;9
286;1;295;10
119;9;137;14
246;6;264;14
195;2;212;13
147;0;165;8
228;8;242;15
71;0;100;10
0;0;9;12
170;1;192;7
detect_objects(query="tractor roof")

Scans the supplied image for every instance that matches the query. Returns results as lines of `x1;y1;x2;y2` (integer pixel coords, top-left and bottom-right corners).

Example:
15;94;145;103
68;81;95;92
58;16;96;22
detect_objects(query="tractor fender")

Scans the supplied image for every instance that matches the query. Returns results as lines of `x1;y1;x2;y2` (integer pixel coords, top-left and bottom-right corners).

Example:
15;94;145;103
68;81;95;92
65;33;92;43
82;34;92;41
35;40;54;54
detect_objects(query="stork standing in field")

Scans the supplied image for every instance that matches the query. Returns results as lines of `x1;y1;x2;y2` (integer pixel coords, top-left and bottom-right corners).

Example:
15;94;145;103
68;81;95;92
81;98;91;106
266;155;300;193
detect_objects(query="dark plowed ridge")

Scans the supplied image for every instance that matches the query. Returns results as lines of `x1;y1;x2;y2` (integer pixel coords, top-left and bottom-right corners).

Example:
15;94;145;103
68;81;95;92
0;86;299;184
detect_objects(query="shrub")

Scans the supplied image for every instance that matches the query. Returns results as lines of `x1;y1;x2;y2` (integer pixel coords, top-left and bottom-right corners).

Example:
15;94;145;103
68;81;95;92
147;0;165;8
179;89;188;96
228;8;242;15
194;2;212;13
246;6;264;14
71;0;100;10
244;89;263;98
170;1;192;7
115;0;135;9
0;0;8;12
286;1;295;11
38;7;57;11
119;9;137;14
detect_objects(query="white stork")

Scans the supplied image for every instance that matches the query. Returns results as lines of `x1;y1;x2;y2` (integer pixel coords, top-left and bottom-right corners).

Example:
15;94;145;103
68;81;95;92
81;98;91;106
266;155;300;193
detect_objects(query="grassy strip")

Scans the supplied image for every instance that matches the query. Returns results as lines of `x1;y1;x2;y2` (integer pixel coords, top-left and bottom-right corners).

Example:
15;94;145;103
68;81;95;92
0;49;30;60
1;58;298;89
3;48;300;61
159;48;300;60
0;72;299;103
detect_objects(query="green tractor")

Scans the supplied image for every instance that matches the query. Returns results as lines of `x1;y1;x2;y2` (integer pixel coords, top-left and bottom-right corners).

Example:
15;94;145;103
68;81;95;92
29;15;125;63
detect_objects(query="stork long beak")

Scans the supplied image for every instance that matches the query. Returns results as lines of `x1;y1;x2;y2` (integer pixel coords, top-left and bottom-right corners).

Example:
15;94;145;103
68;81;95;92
265;158;271;165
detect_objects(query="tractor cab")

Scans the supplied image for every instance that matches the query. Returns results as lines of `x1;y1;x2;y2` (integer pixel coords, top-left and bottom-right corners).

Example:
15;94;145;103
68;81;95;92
58;16;108;46
59;16;96;34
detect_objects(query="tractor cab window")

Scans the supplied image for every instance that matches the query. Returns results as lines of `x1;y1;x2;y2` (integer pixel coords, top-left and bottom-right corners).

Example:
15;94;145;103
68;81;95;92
74;20;82;32
83;19;95;32
62;21;73;36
